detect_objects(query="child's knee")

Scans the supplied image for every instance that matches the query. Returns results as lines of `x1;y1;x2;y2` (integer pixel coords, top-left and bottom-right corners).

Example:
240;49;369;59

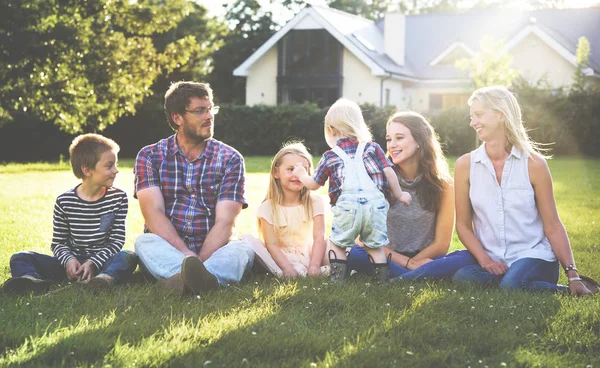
10;251;34;265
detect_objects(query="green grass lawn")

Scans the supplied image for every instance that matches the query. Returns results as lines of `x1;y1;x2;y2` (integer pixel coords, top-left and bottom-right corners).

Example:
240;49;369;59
1;157;599;367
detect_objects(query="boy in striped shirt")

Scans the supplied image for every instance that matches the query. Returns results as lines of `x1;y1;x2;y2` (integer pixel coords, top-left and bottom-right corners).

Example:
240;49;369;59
2;134;137;294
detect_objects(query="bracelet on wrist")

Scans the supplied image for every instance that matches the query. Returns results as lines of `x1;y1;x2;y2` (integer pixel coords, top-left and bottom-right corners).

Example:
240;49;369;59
405;257;411;268
564;264;578;276
568;276;582;283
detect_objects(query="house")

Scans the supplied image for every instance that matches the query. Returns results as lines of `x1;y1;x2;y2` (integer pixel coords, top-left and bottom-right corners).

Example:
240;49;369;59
233;5;600;111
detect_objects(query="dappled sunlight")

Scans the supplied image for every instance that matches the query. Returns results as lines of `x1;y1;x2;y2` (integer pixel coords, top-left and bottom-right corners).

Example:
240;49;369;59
103;283;301;366
0;311;117;366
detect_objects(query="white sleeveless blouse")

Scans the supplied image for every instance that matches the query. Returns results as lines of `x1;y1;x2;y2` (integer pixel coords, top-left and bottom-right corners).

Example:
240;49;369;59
469;144;556;267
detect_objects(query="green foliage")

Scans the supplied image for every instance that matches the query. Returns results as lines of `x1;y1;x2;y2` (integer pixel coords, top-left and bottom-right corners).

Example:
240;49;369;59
455;36;520;88
328;0;395;19
207;0;281;103
573;36;591;92
429;107;475;155
0;0;200;133
1;159;600;366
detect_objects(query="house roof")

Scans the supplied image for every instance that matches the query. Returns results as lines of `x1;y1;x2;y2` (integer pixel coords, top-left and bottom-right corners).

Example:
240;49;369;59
233;5;600;81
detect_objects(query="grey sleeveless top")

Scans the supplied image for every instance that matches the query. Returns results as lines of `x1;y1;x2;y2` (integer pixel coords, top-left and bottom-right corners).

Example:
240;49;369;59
386;172;436;255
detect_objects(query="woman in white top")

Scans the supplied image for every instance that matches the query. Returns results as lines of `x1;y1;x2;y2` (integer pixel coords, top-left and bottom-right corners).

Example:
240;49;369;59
452;85;597;295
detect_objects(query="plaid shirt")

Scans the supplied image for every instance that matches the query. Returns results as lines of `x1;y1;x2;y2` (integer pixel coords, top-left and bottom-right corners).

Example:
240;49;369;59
134;135;247;254
313;138;391;205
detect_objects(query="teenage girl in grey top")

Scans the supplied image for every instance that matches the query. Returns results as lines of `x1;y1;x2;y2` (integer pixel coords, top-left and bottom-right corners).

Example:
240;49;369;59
452;85;597;295
348;111;474;280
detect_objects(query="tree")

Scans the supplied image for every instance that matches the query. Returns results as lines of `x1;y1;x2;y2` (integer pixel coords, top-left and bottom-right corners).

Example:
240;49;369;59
207;0;282;103
328;0;396;19
572;36;591;92
455;35;520;89
0;0;201;133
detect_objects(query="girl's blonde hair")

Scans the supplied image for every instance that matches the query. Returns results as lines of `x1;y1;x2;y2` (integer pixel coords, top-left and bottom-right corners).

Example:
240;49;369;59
387;111;452;211
263;142;314;235
324;98;373;143
468;85;549;158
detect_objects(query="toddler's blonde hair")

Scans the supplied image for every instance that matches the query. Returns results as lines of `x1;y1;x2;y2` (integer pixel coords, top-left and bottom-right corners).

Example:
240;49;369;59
324;98;373;143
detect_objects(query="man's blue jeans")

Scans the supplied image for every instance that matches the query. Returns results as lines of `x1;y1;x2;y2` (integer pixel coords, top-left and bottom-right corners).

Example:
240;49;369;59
10;250;138;284
134;233;254;287
347;245;476;280
452;257;566;292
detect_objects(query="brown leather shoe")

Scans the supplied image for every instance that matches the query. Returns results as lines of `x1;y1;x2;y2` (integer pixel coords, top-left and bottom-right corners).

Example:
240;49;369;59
157;273;189;296
180;256;219;294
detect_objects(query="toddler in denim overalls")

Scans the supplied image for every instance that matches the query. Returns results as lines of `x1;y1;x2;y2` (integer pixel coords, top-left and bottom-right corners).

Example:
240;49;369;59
293;98;411;283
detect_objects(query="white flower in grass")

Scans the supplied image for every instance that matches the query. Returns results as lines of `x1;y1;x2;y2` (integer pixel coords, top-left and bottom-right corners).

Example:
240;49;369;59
38;312;42;315
406;351;413;355
386;303;390;307
310;363;317;367
203;361;212;366
241;358;248;364
501;363;507;367
26;303;30;306
252;331;257;335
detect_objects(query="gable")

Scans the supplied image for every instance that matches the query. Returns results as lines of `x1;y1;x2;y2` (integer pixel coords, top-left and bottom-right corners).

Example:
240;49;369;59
430;42;475;66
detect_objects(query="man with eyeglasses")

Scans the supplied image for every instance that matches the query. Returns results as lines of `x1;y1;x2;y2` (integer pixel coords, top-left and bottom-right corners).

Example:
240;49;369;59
133;81;254;295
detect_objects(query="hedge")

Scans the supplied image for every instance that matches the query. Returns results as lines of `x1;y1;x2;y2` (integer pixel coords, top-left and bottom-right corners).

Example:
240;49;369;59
1;84;599;162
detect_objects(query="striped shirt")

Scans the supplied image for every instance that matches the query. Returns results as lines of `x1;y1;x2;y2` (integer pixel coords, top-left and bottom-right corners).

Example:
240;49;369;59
51;186;128;269
134;135;247;254
313;138;391;205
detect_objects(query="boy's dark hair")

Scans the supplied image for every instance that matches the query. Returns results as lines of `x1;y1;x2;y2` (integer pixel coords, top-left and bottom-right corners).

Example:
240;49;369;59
69;134;120;179
164;81;214;130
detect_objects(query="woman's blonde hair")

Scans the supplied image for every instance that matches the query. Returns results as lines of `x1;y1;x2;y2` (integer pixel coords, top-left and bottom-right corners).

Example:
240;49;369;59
324;98;373;143
386;111;452;211
468;85;549;158
263;142;314;235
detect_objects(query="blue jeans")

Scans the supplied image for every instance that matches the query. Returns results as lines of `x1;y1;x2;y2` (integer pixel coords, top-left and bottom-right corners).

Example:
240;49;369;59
10;250;138;284
347;245;475;280
134;233;254;287
452;257;566;293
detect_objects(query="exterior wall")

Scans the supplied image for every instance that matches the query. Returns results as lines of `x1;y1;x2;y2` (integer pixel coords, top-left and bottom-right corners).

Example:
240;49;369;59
341;49;381;105
510;33;577;88
381;78;409;108
245;47;278;106
408;85;471;113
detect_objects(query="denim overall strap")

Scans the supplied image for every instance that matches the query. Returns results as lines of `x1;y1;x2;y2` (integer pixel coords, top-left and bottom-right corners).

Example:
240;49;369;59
332;143;379;194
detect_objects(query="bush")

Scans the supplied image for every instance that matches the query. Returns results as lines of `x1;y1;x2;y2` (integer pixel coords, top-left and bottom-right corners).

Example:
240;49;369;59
2;84;600;162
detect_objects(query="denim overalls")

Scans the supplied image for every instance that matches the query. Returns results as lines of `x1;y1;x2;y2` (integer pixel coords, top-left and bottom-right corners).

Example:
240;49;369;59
329;143;390;249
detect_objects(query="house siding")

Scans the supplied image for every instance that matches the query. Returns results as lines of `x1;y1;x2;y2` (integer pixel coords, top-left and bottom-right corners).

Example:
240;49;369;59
341;49;381;105
510;33;577;88
246;47;278;106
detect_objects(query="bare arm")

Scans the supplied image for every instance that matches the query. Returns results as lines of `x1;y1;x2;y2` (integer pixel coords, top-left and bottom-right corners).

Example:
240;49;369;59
384;167;411;205
198;200;243;261
411;180;455;261
293;164;322;191
454;154;507;275
529;155;590;295
308;213;327;276
137;186;197;258
260;218;299;278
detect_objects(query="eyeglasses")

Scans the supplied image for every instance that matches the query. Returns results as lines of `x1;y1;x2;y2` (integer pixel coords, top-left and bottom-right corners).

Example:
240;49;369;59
184;106;220;116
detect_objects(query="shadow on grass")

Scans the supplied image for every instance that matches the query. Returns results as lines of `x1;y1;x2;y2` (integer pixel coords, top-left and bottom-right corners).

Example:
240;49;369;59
3;274;600;367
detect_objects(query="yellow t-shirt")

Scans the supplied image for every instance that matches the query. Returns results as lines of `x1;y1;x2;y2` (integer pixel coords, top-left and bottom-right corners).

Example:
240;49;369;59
256;195;325;256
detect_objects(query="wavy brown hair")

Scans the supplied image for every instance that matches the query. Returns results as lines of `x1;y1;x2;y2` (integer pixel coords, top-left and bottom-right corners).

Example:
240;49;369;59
386;111;452;212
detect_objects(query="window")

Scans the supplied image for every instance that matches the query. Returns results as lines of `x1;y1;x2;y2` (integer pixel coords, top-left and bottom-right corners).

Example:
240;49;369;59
429;93;469;110
278;30;343;107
